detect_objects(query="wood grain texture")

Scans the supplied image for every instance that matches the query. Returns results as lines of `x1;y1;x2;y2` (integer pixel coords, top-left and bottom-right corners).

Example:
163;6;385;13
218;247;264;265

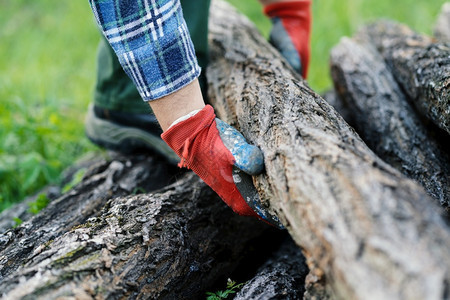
207;1;450;299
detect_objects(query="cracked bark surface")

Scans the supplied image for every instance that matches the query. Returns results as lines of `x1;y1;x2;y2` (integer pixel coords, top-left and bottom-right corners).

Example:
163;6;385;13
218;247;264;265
207;1;450;299
330;29;450;208
234;237;309;300
0;154;276;299
362;20;450;136
2;1;450;299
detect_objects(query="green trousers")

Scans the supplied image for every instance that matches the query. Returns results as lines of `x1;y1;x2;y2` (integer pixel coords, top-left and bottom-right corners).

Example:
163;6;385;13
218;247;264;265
93;0;211;114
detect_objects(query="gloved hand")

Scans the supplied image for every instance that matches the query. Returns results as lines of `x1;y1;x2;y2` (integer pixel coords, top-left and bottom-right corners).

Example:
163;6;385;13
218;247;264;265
264;0;311;78
161;105;282;227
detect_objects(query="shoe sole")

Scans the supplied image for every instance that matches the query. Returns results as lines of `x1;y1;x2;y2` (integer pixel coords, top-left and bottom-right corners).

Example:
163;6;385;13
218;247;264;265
85;104;179;165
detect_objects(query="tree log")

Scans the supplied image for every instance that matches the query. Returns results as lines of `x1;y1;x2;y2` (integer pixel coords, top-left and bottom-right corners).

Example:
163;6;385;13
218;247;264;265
321;90;353;127
330;33;450;207
0;154;277;299
0;186;60;234
207;1;450;299
0;155;177;279
234;236;309;300
435;2;450;42
361;20;450;135
2;2;450;299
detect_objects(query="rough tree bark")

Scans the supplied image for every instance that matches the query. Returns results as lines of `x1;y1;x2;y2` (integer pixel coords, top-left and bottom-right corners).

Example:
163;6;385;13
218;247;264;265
0;154;278;299
330;30;450;207
0;186;61;234
234;236;309;300
362;20;450;136
207;1;450;299
321;90;352;127
435;2;450;42
2;1;450;299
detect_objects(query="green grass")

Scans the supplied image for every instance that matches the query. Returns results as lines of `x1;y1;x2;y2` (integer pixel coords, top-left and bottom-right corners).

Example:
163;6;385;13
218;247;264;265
0;0;99;210
0;0;445;211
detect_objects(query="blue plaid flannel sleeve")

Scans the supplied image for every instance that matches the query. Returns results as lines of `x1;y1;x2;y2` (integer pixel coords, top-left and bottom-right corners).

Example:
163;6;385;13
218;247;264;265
89;0;201;101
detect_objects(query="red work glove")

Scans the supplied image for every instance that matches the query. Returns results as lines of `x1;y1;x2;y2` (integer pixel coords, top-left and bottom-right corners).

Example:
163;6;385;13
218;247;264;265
161;105;269;219
264;0;312;78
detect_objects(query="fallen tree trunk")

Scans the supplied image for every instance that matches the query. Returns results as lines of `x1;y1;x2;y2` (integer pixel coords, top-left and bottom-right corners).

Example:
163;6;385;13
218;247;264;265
330;31;450;207
234;236;309;300
321;90;353;127
0;155;178;280
0;186;61;234
207;1;450;299
362;20;450;136
435;2;450;42
0;154;276;299
2;2;450;299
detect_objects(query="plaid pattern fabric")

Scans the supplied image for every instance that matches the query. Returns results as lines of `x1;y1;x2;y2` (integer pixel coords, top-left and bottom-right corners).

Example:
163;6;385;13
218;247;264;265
89;0;201;101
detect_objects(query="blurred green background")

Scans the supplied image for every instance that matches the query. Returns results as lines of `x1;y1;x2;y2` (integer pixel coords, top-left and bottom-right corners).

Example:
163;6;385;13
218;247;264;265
0;0;445;211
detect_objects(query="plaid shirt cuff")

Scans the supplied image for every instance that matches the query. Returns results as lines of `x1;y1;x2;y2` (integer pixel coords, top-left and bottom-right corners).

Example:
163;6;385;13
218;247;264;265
89;0;201;101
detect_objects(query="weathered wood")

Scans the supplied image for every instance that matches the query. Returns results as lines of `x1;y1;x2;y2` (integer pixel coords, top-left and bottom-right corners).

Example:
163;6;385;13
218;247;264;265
362;20;450;135
0;155;176;279
207;1;450;299
435;2;450;42
330;34;450;208
321;90;353;126
0;154;274;299
234;236;309;300
0;155;102;233
0;186;60;234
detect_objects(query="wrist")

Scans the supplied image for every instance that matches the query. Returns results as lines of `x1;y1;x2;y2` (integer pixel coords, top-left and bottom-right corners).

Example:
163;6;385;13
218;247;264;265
168;109;202;130
148;79;205;132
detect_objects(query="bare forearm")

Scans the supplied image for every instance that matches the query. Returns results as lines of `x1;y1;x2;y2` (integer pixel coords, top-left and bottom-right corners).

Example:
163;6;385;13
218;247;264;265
148;79;205;132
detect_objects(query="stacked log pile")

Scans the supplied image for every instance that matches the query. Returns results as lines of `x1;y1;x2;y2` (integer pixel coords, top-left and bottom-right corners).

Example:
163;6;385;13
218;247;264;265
0;1;449;299
207;1;450;299
330;21;450;207
0;154;286;299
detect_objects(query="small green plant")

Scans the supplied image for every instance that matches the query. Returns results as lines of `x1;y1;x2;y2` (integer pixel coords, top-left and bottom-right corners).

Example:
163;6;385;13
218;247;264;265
206;279;246;300
13;217;23;228
132;187;147;195
62;168;87;193
0;1;99;213
28;193;50;214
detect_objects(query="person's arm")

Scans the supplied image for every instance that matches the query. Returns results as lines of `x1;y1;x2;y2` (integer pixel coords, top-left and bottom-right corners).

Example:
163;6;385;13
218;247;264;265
88;0;281;226
149;79;204;132
89;0;201;102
